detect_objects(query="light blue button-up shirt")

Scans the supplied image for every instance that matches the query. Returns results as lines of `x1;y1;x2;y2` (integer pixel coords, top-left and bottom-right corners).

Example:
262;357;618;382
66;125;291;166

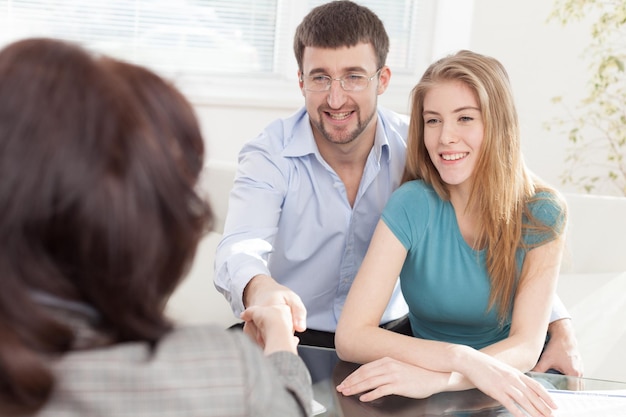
214;106;410;332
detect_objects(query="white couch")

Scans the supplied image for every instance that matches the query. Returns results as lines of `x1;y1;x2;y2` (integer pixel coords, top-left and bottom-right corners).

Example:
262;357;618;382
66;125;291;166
165;161;626;381
555;193;626;382
165;161;239;328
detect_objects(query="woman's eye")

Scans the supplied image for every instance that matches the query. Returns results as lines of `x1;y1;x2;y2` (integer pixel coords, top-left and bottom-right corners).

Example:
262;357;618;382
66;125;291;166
459;116;474;122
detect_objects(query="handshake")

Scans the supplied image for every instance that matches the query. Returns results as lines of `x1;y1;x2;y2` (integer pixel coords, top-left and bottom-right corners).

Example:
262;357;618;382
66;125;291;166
240;304;303;355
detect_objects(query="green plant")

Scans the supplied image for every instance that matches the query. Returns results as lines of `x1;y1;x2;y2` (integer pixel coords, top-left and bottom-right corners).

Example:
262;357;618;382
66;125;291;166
547;0;626;196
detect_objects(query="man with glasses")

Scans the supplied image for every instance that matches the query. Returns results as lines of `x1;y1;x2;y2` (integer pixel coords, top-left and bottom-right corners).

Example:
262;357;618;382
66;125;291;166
214;0;582;376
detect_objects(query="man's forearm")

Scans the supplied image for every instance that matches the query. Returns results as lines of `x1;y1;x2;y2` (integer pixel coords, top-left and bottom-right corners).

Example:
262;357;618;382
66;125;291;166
547;317;575;340
549;295;571;323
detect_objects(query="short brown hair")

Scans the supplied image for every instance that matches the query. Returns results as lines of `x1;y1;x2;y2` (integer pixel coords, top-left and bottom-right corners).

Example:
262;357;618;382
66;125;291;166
293;1;389;71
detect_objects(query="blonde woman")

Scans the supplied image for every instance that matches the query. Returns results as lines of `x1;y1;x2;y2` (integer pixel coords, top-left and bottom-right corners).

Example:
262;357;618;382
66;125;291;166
335;50;566;417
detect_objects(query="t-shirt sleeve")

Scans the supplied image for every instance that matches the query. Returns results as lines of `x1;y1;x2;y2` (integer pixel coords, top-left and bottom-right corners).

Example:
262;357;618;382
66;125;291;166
381;181;430;251
523;191;567;247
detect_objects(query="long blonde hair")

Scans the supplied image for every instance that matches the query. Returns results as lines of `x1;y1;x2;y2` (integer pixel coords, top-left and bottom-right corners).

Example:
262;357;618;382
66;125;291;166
403;50;565;321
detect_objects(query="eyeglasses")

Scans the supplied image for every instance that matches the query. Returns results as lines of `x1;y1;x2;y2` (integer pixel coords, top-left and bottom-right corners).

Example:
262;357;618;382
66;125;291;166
300;69;382;92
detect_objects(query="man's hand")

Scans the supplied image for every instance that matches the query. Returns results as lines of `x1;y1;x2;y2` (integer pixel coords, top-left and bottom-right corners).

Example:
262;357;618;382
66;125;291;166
532;318;584;376
240;304;300;355
242;274;307;347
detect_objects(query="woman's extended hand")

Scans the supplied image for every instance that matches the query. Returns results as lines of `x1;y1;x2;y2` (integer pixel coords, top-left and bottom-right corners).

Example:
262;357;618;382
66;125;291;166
240;304;300;355
240;276;306;351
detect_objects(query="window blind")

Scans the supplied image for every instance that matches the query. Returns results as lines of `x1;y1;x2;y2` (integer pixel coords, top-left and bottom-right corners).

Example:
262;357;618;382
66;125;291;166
0;0;455;104
0;0;430;73
0;0;279;75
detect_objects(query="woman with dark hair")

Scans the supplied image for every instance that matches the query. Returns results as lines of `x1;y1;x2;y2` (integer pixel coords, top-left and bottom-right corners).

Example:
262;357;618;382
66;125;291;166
0;38;311;417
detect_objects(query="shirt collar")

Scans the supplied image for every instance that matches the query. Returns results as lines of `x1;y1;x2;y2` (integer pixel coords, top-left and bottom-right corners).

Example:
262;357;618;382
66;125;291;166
373;111;391;163
281;109;318;158
31;290;114;349
281;107;390;163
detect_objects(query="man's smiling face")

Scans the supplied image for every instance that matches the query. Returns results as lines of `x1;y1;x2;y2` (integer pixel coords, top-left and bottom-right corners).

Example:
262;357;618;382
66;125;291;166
299;43;389;146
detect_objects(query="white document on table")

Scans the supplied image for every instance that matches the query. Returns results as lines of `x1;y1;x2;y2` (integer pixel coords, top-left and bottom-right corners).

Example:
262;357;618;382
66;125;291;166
312;398;327;416
548;389;626;416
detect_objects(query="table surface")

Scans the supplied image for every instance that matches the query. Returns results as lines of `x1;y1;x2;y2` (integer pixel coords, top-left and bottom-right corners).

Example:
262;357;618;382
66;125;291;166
298;345;626;417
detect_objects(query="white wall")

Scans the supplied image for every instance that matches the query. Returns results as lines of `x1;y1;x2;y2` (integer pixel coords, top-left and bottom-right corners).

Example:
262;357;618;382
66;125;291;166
191;0;596;196
194;102;298;164
468;0;591;195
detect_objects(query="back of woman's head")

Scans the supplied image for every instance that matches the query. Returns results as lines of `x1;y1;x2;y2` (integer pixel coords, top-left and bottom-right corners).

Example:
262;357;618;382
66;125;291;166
0;38;212;414
99;58;205;182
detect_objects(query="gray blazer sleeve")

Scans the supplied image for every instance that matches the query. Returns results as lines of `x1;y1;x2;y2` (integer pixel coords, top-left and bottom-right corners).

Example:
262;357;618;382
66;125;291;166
266;351;313;416
233;331;313;416
41;325;312;417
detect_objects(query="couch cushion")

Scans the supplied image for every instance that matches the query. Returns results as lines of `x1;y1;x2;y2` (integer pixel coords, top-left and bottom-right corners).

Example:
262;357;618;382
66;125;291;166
199;160;237;234
166;232;238;327
557;271;626;382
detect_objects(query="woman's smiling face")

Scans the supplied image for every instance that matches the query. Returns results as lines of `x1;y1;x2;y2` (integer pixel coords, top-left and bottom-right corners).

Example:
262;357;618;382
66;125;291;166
422;79;484;193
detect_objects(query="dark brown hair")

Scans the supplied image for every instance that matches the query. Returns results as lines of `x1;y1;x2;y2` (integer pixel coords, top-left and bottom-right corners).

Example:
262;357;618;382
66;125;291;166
0;38;212;414
293;0;389;71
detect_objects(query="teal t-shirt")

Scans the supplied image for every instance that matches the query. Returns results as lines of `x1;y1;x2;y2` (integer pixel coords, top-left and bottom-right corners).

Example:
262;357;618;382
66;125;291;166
381;180;564;350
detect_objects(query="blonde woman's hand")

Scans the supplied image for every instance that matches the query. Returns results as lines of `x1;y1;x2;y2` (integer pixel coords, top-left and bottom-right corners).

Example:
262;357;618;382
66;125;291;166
461;353;557;417
337;354;558;417
336;357;443;401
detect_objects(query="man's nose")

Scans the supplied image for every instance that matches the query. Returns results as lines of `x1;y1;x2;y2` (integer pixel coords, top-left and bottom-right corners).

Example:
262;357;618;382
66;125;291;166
326;79;348;109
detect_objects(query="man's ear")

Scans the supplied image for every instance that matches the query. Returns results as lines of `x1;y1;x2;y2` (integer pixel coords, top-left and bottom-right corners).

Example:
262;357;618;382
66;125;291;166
377;66;391;95
298;70;305;96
